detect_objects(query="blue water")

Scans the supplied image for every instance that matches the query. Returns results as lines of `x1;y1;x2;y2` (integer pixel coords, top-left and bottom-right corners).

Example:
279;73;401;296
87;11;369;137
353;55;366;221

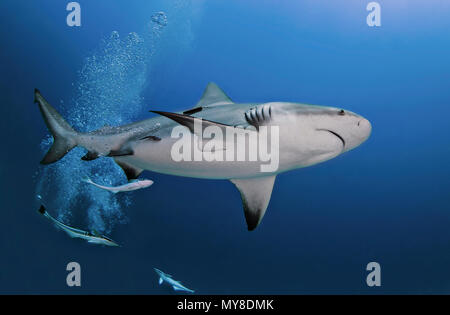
1;0;450;293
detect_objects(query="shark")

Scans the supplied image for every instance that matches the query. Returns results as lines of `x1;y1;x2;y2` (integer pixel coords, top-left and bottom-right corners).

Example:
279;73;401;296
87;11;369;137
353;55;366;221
154;268;195;293
38;205;120;246
35;83;371;230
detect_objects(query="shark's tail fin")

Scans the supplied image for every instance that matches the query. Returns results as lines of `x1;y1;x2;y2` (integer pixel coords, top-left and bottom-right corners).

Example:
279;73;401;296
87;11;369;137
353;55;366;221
35;89;78;164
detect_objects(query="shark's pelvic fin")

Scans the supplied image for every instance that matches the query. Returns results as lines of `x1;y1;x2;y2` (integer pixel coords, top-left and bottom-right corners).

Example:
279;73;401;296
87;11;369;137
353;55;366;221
230;175;276;231
114;159;143;181
195;82;233;108
35;89;78;164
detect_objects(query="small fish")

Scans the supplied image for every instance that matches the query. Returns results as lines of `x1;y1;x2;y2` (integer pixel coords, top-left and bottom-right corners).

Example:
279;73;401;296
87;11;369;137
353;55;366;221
154;268;194;293
83;177;153;193
38;205;120;247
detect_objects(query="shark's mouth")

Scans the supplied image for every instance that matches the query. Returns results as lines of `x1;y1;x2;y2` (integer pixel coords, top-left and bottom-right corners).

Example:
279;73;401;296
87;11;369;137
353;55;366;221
317;129;346;149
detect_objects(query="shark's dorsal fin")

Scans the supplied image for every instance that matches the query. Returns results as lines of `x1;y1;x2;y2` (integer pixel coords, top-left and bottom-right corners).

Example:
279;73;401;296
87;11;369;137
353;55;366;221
195;82;233;108
230;175;276;231
92;229;100;237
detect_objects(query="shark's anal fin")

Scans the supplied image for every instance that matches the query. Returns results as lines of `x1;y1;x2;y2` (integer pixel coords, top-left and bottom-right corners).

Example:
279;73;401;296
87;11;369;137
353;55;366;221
81;151;99;161
230;175;276;231
114;159;143;181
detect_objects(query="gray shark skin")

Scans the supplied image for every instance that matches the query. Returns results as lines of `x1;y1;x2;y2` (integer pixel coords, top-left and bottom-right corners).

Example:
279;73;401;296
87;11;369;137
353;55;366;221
154;268;194;293
35;83;371;230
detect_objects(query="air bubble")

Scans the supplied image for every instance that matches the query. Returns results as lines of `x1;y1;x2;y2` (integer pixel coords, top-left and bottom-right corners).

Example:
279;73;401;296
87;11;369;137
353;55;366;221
151;11;168;26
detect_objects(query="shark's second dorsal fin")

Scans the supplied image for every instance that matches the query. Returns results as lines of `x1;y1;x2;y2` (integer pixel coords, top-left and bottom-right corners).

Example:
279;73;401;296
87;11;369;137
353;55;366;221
230;175;276;231
195;82;233;108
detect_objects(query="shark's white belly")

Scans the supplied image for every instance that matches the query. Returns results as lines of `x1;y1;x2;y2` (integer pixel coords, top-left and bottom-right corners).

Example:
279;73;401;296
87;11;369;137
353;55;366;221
119;134;341;179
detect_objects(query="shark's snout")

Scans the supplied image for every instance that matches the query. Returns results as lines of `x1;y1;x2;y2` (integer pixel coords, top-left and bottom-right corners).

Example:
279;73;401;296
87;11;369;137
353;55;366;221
357;117;372;141
342;116;371;152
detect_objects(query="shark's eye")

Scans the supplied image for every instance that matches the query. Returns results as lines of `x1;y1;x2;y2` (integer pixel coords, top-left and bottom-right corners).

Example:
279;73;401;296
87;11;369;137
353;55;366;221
338;109;345;116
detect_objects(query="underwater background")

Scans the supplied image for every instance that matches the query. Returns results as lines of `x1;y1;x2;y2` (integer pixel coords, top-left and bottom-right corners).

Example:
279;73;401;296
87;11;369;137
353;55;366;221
1;0;450;294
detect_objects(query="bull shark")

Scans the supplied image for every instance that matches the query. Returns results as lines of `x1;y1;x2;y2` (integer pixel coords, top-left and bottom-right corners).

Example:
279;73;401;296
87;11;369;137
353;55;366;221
35;83;371;230
154;268;195;293
38;205;120;246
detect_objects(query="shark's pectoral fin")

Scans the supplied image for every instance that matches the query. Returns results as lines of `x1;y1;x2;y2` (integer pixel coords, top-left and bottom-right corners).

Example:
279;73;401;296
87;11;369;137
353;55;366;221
114;159;143;181
150;111;232;135
183;107;203;115
159;277;163;285
150;111;257;152
81;151;99;161
230;175;276;231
